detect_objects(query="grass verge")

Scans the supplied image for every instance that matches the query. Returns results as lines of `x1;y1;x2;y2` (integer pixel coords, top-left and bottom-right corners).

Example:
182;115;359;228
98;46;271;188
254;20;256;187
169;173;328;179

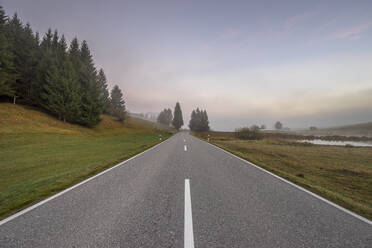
193;132;372;220
0;103;173;220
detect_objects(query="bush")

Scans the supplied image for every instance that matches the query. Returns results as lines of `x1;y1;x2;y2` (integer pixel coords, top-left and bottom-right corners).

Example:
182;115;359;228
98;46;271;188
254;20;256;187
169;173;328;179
235;127;261;140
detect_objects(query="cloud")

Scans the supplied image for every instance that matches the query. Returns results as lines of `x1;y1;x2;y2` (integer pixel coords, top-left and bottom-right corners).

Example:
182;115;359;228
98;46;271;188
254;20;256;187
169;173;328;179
283;11;313;33
325;21;372;40
219;28;243;40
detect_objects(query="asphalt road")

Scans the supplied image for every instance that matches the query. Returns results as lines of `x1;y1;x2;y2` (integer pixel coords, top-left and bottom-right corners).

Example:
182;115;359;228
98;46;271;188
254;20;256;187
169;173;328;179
0;132;371;247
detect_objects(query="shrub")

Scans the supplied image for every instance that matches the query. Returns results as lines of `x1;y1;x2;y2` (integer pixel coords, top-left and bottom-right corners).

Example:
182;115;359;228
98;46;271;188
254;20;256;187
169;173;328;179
235;127;262;140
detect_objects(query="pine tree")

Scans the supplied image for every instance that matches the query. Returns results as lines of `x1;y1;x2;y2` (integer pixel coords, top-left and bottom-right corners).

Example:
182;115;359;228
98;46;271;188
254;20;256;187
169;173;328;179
189;108;210;131
77;40;102;126
97;69;110;113
201;110;210;131
0;6;16;101
157;109;166;125
110;85;126;121
172;102;183;130
0;7;114;127
275;121;283;130
189;110;197;131
38;31;81;122
165;108;173;126
157;108;173;126
6;14;39;103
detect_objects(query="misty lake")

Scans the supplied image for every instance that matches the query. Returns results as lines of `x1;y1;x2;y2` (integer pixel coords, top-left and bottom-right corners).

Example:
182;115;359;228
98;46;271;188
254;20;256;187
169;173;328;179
297;139;372;147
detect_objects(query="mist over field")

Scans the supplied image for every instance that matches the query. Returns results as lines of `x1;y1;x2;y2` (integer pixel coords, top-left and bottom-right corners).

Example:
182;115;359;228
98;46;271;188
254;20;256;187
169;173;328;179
3;0;372;130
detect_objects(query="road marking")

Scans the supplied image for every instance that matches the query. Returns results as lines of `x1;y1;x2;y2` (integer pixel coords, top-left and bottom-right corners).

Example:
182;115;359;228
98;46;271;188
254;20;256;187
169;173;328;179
184;139;186;142
0;137;172;226
201;138;372;226
184;145;187;151
184;179;195;248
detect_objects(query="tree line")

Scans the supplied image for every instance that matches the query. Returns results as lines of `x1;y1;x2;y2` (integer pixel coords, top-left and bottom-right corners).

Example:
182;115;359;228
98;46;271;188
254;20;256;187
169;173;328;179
189;108;210;132
157;103;210;132
157;102;184;130
0;6;126;126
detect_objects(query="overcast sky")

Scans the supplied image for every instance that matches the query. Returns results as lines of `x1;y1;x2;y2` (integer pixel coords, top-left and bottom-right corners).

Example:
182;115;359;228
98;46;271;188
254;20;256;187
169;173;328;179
2;0;372;130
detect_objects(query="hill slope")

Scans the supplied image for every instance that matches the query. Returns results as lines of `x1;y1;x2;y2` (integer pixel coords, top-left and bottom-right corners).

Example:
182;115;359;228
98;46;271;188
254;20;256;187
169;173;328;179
0;103;172;135
0;103;173;220
296;122;372;137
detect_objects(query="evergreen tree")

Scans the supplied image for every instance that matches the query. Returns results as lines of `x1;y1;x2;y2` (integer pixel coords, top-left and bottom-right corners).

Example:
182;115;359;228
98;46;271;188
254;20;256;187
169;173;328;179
157;109;166;125
165;108;173;126
0;6;16;100
274;121;283;130
172;102;183;130
76;40;102;126
157;108;173;126
6;14;39;103
201;110;210;131
189;108;210;131
110;85;126;121
97;68;110;113
68;38;80;67
0;7;114;127
39;32;81;122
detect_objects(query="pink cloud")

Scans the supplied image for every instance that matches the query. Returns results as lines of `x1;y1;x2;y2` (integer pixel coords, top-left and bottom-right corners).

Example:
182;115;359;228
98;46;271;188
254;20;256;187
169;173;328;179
283;11;313;32
325;21;372;40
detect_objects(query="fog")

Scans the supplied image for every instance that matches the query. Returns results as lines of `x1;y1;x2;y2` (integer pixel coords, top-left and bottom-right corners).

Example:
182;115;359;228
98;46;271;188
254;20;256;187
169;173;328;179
4;0;372;130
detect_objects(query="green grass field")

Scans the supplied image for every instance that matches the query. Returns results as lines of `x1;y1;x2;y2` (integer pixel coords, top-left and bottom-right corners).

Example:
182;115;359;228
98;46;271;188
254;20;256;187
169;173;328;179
193;132;372;220
0;103;173;220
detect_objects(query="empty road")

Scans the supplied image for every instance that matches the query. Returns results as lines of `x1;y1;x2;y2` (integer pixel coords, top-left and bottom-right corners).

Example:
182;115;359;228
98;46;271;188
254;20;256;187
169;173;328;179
0;132;371;247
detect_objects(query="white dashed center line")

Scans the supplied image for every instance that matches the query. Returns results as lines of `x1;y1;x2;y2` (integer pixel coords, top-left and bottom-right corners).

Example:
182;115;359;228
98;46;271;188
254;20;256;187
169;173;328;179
184;179;195;248
184;145;187;151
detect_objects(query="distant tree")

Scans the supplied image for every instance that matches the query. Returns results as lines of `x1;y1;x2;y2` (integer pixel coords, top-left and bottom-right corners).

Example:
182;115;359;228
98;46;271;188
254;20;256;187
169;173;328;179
165;108;173;126
250;124;260;132
189;108;210;131
157;110;166;125
110;85;126;121
172;102;184;130
274;121;283;130
157;108;173;126
309;126;317;130
201;110;210;131
260;124;266;130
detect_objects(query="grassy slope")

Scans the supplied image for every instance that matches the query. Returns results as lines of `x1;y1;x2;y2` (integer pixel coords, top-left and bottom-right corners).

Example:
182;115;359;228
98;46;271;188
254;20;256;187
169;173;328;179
193;132;372;220
0;103;173;220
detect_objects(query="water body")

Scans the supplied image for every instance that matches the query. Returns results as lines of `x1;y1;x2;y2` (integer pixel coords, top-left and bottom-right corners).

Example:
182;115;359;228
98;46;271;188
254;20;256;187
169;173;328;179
297;139;372;147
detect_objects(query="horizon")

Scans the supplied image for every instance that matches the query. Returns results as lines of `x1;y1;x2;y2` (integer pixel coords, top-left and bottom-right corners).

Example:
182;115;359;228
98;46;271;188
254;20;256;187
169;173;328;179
3;0;372;130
